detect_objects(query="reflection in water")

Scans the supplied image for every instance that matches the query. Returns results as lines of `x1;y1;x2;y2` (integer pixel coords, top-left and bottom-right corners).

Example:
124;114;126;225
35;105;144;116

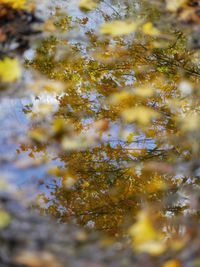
0;0;199;237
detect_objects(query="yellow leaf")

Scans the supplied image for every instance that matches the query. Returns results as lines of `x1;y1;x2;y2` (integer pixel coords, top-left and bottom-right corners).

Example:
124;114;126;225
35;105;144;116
100;20;138;36
75;230;88;242
0;210;11;229
142;22;160;37
34;103;55;116
109;91;132;105
28;128;48;143
129;210;158;244
52;118;68;134
63;176;76;189
0;0;27;9
136;240;166;256
0;180;10;191
61;136;91;150
62;137;82;150
81;181;90;188
79;0;97;11
170;239;186;251
15;251;61;267
48;166;62;176
0;57;21;82
166;0;186;12
163;260;182;267
134;86;154;97
43;20;56;32
129;210;166;255
180;113;200;132
127;133;135;143
121;106;160;125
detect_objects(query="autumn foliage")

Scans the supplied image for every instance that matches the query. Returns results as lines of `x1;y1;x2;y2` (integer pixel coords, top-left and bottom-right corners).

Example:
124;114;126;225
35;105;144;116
0;0;200;267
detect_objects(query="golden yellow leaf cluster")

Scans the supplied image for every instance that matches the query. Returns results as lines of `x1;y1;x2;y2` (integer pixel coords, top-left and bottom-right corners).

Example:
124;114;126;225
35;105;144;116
0;57;21;83
166;0;186;12
100;21;138;36
121;106;160;125
163;259;181;267
79;0;97;11
0;210;11;229
129;210;166;255
0;0;27;9
142;22;160;37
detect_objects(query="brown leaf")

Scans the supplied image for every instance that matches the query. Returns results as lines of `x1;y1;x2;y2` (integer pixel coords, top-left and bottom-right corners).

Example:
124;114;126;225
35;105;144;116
15;251;61;267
